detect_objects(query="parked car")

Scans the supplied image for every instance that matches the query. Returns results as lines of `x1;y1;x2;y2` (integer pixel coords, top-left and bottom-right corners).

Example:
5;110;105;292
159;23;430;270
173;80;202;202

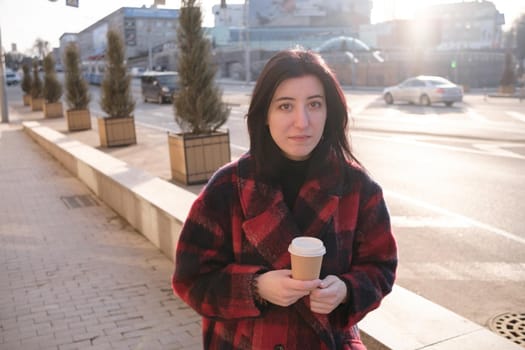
130;67;145;78
140;71;179;104
4;69;20;86
383;75;463;107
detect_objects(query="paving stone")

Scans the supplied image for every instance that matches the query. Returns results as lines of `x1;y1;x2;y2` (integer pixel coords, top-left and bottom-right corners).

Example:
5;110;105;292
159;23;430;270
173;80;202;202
0;123;203;349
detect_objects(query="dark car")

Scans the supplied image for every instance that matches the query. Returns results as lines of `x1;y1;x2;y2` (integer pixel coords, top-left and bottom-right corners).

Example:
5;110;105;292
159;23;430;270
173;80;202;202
141;71;180;104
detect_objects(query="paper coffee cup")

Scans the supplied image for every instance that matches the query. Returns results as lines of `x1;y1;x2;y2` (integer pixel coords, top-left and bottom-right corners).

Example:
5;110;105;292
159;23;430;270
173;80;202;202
288;237;326;280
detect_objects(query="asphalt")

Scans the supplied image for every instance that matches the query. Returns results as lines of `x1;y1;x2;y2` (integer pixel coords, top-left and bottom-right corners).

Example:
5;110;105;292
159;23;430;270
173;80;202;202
0;105;203;349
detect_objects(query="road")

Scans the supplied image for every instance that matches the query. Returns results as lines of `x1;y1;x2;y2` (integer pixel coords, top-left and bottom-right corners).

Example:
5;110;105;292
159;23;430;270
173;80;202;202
5;81;525;338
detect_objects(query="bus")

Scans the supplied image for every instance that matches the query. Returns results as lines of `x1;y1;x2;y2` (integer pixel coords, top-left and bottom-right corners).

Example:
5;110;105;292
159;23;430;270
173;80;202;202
82;57;105;85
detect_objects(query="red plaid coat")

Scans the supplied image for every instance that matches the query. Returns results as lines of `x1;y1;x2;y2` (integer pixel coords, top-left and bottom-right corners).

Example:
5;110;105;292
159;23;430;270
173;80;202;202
172;151;397;350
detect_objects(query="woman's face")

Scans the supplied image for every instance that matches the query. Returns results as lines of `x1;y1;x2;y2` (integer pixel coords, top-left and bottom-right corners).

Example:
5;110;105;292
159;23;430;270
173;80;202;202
267;75;327;161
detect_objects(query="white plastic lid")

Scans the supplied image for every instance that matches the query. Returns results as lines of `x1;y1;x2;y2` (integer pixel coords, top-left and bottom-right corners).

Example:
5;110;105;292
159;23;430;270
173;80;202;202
288;237;326;257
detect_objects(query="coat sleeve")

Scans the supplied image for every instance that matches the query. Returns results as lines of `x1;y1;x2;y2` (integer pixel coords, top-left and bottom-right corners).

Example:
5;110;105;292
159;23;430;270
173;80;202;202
336;176;398;327
172;168;266;320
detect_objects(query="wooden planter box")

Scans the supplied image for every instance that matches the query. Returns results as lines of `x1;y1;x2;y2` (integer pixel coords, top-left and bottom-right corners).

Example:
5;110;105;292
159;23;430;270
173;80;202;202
97;116;137;147
30;97;45;111
168;130;231;185
498;85;515;94
66;109;92;131
23;94;31;106
44;102;64;118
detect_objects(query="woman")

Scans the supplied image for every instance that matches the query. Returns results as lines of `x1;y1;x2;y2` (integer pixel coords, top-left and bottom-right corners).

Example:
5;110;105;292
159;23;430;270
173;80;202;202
172;49;397;349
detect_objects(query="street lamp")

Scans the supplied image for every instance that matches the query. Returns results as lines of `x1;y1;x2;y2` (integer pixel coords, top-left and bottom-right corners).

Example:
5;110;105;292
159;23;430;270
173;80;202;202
0;25;9;123
243;0;251;83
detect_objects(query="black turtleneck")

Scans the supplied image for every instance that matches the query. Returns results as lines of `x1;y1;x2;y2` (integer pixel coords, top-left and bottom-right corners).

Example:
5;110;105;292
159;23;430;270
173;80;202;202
279;156;310;210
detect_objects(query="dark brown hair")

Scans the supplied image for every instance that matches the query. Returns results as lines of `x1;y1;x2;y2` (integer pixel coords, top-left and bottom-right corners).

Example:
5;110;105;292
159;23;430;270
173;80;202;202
246;48;357;179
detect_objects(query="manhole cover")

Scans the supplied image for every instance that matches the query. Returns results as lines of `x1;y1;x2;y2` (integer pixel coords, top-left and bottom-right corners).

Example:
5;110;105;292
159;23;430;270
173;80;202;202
61;194;99;209
488;312;525;346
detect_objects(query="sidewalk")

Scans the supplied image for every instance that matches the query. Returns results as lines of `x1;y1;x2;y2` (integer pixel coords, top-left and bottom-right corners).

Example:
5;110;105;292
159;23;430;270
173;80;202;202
0;110;202;349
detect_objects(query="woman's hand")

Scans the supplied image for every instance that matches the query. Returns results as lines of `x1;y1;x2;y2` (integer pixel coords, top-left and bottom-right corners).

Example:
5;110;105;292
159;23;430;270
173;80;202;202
256;270;321;307
309;275;348;314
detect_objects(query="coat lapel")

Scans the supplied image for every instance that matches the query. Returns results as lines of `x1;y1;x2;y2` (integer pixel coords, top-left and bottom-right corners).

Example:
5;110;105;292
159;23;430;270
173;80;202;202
237;154;342;269
240;177;298;270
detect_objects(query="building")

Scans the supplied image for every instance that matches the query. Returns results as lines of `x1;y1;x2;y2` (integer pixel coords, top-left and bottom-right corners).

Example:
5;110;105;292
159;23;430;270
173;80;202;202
64;6;179;81
210;0;374;79
58;33;79;65
355;0;507;88
418;0;505;50
209;0;372;50
212;3;244;28
360;0;504;51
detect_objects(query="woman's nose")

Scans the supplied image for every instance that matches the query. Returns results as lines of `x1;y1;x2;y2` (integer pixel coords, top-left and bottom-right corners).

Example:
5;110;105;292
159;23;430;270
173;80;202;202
293;106;309;128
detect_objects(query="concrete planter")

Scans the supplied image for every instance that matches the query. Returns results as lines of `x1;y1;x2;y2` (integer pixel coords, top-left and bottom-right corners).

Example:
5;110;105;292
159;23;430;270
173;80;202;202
66;109;92;131
168;130;230;185
30;97;45;111
44;102;64;118
97;116;136;147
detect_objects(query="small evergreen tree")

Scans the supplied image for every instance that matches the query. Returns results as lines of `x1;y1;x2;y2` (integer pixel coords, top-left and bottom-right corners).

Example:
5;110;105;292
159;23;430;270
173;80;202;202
500;52;516;86
64;43;91;110
174;0;229;134
100;29;135;118
43;53;63;103
21;64;32;95
31;60;43;99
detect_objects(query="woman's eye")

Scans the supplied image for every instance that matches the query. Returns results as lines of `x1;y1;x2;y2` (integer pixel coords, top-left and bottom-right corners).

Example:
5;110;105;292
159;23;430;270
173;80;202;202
309;101;322;109
279;103;292;111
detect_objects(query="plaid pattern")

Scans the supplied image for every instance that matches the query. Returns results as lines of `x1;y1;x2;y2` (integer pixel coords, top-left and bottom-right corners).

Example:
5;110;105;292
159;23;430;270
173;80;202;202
172;152;397;349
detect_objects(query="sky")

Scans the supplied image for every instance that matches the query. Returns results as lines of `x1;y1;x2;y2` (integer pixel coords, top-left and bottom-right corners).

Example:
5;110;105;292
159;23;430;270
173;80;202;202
1;0;524;55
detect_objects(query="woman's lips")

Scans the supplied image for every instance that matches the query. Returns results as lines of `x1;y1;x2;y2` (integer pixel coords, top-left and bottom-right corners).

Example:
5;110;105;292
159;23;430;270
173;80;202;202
289;135;310;141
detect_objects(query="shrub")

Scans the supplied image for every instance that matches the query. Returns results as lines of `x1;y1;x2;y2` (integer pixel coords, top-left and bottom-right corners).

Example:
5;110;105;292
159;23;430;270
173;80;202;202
500;52;516;86
64;43;91;110
43;53;63;103
100;29;135;118
30;60;43;99
174;0;229;134
21;64;32;95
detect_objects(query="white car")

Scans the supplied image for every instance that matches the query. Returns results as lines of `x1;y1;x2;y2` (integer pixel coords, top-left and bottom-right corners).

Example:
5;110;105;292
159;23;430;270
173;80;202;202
383;75;463;107
4;69;21;86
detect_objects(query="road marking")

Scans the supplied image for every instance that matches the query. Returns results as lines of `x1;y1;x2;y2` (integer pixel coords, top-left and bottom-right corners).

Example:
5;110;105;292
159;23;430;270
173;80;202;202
355;133;525;160
400;262;525;282
350;103;369;116
228;115;246;122
506;111;525;123
348;96;380;116
467;107;488;122
231;143;248;152
135;120;175;133
472;142;525;159
391;215;472;228
386;190;525;245
384;108;401;118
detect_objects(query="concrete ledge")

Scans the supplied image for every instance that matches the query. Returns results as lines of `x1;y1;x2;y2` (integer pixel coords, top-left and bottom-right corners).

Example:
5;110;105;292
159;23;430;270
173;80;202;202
22;121;522;350
23;121;195;260
359;285;522;349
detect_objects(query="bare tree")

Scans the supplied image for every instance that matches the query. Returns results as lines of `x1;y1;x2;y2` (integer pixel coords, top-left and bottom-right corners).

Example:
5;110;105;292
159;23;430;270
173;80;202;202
33;38;50;60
